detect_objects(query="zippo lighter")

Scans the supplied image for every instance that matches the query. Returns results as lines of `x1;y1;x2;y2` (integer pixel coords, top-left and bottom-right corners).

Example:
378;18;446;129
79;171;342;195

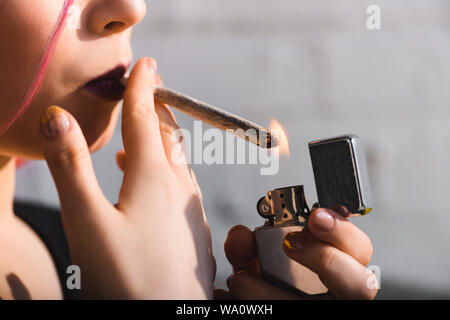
254;135;373;295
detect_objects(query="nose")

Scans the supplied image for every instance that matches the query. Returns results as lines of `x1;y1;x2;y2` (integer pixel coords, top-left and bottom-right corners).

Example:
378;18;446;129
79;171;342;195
86;0;146;35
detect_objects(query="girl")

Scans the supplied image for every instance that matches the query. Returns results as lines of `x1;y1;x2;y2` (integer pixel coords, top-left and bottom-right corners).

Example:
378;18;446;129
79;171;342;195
0;0;375;300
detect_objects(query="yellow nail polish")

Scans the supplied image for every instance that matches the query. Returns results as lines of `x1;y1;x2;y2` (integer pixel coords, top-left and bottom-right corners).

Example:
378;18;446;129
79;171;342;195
41;105;64;125
40;112;49;125
284;237;294;250
47;105;64;114
284;232;307;252
40;105;70;138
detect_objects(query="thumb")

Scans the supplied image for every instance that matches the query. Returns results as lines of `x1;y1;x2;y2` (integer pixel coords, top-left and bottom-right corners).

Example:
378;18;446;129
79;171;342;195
39;105;110;218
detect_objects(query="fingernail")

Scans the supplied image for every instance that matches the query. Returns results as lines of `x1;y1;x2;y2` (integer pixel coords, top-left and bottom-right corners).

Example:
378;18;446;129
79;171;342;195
40;106;70;138
312;209;335;232
332;205;351;218
147;57;157;73
227;225;250;238
284;232;307;252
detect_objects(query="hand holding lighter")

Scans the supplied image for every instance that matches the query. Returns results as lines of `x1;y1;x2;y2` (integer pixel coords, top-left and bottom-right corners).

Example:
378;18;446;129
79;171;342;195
254;135;373;295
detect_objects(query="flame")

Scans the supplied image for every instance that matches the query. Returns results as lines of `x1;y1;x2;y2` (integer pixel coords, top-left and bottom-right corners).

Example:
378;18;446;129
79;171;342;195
269;118;290;156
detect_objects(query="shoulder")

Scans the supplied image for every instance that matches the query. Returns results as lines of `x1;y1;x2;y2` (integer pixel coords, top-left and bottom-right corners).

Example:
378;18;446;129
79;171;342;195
0;210;63;299
14;201;67;252
13;201;78;300
14;201;69;259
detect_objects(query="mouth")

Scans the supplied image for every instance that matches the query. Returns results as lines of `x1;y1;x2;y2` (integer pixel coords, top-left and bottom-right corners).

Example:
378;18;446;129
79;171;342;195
83;65;127;101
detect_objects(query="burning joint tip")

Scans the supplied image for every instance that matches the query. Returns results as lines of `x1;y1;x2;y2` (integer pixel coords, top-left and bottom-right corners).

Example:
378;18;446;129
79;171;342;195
263;130;280;149
268;119;290;155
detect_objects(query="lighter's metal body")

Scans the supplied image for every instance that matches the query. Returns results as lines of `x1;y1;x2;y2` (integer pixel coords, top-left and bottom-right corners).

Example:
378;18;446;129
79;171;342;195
254;135;372;295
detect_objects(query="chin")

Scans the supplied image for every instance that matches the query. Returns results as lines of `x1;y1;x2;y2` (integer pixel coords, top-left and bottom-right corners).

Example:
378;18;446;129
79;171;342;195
0;92;123;160
87;122;116;154
82;104;121;154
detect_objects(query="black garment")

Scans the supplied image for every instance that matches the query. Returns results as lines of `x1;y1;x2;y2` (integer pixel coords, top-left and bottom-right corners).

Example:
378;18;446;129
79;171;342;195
13;200;79;300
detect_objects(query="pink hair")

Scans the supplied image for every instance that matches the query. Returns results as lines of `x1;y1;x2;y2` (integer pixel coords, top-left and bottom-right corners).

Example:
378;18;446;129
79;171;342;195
1;0;75;136
3;0;75;169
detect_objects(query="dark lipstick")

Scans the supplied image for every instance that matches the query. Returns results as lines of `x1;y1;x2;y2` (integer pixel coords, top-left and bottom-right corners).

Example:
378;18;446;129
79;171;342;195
83;65;127;101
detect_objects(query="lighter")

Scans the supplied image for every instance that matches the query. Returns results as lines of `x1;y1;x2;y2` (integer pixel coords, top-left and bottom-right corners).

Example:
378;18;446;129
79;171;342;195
254;135;373;295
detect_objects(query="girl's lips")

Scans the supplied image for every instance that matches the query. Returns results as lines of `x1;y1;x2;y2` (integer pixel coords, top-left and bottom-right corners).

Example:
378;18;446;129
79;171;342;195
83;65;127;101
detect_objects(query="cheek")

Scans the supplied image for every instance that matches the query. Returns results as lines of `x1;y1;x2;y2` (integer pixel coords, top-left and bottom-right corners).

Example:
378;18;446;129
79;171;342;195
85;105;122;153
0;0;63;130
0;0;124;158
0;97;122;159
0;113;40;159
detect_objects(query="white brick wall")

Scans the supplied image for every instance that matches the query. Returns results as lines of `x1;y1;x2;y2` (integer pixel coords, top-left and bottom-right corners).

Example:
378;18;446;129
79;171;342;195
15;0;450;298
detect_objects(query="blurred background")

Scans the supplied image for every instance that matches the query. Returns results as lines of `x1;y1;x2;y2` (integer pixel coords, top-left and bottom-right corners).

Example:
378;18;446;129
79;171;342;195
15;0;450;299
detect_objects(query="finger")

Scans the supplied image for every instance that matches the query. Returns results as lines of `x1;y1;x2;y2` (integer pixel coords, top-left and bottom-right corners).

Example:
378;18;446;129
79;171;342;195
155;101;191;178
224;225;260;276
307;208;373;266
120;58;170;206
121;70;185;175
155;73;164;86
154;70;195;186
153;71;192;184
227;271;301;300
213;288;234;300
121;57;167;177
283;232;378;299
331;205;351;218
115;150;126;172
189;167;203;200
38;105;110;219
332;205;362;218
155;69;197;190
